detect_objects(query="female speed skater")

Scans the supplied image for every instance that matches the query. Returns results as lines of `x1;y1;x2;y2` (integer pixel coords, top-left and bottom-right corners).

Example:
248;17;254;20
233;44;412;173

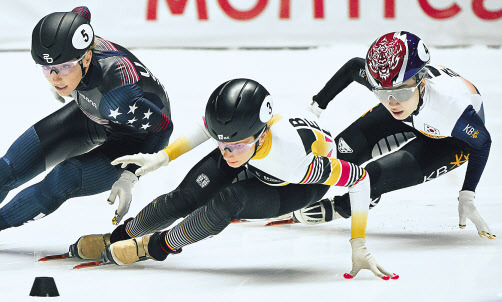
0;6;173;231
293;31;495;240
67;78;398;280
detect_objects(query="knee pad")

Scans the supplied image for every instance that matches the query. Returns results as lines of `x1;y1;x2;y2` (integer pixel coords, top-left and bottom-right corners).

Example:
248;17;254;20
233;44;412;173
0;157;16;190
365;150;422;196
158;190;200;219
40;160;82;206
208;186;243;220
2;126;45;190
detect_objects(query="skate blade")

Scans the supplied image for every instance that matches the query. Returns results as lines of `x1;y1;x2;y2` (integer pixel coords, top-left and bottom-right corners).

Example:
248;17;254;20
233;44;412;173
73;260;106;269
231;219;249;223
265;218;297;226
38;253;70;262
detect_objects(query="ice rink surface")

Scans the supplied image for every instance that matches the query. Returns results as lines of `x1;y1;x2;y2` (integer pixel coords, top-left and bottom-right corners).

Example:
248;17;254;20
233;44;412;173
0;44;501;301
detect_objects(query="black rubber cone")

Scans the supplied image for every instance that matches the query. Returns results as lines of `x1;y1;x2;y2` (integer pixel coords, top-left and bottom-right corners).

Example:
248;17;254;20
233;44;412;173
29;276;60;297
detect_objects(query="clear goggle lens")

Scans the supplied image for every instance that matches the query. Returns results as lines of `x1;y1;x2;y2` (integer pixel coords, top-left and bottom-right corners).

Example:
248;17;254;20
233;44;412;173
373;78;423;103
39;53;86;77
215;128;265;155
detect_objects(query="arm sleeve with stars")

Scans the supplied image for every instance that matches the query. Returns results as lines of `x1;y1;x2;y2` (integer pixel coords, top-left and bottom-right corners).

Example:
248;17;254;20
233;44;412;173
99;84;171;133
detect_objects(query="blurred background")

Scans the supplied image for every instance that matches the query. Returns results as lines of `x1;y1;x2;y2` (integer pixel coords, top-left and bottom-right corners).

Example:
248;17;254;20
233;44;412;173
1;0;501;50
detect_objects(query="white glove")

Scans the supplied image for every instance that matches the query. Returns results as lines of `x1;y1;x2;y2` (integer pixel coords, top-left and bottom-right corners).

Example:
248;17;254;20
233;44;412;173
306;101;324;118
108;170;138;225
111;151;170;176
345;238;397;280
458;190;496;239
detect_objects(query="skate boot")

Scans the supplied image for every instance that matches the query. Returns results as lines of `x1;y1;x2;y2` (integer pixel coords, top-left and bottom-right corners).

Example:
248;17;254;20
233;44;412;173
103;231;181;265
69;233;111;260
69;218;135;260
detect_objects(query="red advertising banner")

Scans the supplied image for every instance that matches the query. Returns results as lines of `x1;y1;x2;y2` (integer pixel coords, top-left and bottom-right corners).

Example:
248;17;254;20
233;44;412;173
1;0;501;49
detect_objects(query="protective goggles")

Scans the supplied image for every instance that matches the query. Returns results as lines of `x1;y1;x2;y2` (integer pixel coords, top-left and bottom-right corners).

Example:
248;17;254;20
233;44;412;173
40;53;86;77
373;78;423;103
215;128;265;155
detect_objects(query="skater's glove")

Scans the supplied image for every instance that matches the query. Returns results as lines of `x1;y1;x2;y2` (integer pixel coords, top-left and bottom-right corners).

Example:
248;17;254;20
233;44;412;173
306;101;324;118
111;151;170;176
458;190;496;239
345;238;398;280
108;170;138;225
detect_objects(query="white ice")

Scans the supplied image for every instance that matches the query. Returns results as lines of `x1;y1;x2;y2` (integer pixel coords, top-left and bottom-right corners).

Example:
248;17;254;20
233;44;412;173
0;45;501;302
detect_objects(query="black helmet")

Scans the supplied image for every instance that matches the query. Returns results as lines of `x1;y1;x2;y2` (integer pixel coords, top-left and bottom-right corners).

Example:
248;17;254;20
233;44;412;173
31;7;94;65
205;78;274;142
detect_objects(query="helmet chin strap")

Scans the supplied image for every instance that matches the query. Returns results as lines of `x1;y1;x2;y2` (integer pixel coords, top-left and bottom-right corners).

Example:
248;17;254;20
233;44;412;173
78;60;88;80
77;51;91;84
411;78;426;116
246;128;267;164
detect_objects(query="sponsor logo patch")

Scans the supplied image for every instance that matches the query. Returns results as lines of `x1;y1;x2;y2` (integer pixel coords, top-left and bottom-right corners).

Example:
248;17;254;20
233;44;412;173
43;54;53;63
196;174;210;188
79;93;98;109
463;124;479;138
450;152;469;169
338;138;353;153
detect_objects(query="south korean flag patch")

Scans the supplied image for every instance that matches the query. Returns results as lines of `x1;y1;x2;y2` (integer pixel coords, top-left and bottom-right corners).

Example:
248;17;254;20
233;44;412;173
424;123;440;135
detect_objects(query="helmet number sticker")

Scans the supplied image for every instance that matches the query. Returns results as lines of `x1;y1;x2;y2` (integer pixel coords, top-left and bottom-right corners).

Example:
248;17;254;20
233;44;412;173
418;40;430;63
72;24;94;49
81;29;89;42
259;95;273;123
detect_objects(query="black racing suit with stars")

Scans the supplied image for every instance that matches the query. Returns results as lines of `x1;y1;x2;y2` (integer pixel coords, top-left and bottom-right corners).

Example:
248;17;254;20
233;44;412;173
0;37;173;230
312;58;490;218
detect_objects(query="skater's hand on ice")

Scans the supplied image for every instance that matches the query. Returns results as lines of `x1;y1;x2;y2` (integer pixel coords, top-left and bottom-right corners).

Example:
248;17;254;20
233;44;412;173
458;191;496;239
108;170;138;225
111;151;170;176
344;238;398;280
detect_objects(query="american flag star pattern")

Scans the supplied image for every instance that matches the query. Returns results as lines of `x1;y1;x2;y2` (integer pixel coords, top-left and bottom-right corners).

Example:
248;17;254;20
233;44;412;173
100;84;171;133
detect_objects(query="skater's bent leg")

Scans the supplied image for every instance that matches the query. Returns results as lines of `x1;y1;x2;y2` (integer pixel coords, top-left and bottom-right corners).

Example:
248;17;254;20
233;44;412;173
121;189;203;239
163;180;328;250
0;126;45;203
0;102;105;206
0;152;118;231
334;148;423;218
164;184;256;250
118;148;243;241
334;137;470;217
